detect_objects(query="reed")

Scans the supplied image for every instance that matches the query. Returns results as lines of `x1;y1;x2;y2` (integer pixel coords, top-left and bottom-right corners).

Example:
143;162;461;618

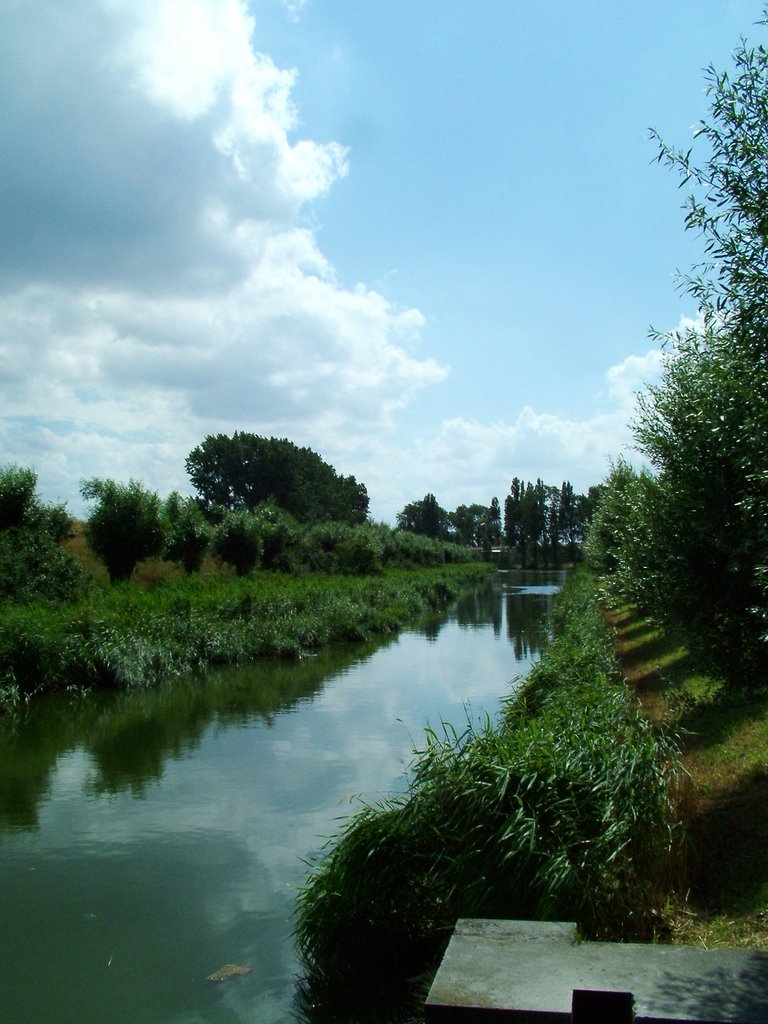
294;571;683;1001
0;565;491;705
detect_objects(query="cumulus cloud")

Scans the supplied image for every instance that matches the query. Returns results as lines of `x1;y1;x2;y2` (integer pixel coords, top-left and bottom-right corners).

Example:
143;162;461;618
0;0;668;524
362;347;665;521
0;0;443;510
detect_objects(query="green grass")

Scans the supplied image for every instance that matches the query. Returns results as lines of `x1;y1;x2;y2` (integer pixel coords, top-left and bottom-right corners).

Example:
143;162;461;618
0;564;492;707
607;602;768;949
294;571;683;1010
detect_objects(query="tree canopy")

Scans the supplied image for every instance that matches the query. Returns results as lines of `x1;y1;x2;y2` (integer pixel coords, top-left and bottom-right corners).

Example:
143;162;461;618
185;433;369;526
81;477;165;583
588;13;768;686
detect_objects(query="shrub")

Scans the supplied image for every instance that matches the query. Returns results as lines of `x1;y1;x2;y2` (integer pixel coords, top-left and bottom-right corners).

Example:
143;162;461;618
0;464;38;529
212;508;262;576
163;492;211;573
81;478;165;583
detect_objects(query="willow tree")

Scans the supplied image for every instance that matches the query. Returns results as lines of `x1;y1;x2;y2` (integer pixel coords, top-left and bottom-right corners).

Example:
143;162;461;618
622;13;768;684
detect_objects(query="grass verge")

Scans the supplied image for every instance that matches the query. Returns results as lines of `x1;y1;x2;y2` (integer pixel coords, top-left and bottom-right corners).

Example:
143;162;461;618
605;602;768;949
0;564;492;708
294;571;682;1012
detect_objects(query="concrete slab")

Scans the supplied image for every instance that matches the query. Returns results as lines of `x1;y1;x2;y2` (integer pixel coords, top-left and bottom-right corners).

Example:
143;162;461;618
425;919;768;1023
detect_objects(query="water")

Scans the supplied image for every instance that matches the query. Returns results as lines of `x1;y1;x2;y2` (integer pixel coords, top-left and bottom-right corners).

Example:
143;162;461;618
0;570;562;1023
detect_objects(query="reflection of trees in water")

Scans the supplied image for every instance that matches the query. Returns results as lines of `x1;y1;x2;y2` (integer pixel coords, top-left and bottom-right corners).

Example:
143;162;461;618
453;585;498;627
0;637;393;829
507;592;555;662
0;576;563;832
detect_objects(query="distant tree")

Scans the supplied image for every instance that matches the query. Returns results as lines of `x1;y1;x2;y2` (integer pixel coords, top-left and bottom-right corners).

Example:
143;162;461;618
396;493;447;539
486;497;502;547
185;433;369;525
81;478;164;583
163;492;211;573
0;464;81;602
504;478;523;553
545;485;561;566
0;464;38;530
213;508;262;576
449;503;488;546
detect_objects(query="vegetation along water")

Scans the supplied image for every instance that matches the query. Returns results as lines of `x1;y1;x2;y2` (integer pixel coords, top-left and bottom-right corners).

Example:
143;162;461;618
0;570;559;1024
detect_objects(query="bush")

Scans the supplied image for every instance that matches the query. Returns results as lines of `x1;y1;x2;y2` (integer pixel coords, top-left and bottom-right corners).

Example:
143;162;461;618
213;508;262;576
0;465;81;603
251;502;300;571
81;478;165;583
0;464;38;529
163;493;211;573
0;528;84;604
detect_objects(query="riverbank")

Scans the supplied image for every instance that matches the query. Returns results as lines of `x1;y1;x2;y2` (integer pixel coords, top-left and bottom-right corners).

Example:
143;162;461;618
0;563;493;708
294;570;682;1014
606;602;768;950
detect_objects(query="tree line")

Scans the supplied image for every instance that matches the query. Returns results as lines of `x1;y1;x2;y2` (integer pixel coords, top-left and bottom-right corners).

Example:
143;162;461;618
0;433;476;594
396;479;599;567
586;16;768;690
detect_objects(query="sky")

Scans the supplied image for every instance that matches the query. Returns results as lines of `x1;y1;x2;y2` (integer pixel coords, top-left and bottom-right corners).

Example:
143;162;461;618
0;0;761;523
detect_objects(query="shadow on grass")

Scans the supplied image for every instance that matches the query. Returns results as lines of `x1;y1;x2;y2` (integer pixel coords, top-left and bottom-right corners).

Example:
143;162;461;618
686;766;768;914
680;694;768;756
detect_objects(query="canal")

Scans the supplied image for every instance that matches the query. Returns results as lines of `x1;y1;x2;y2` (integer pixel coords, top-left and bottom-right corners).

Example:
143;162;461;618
0;570;563;1023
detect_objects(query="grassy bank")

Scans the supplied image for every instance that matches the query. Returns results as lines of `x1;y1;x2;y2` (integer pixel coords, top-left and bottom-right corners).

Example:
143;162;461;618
294;571;682;1011
0;564;492;708
606;603;768;949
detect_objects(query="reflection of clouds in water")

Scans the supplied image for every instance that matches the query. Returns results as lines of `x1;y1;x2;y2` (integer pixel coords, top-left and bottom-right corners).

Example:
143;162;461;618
1;575;559;1023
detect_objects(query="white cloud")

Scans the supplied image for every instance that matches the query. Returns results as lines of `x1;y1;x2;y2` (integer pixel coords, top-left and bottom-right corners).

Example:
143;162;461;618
360;347;665;521
0;0;442;511
606;348;664;407
0;0;668;526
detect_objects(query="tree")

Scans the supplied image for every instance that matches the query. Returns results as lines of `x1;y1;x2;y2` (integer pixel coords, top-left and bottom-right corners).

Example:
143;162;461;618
185;433;369;525
212;508;262;576
0;464;81;602
81;478;165;583
0;464;38;530
544;485;561;566
504;478;523;551
626;13;768;683
163;493;211;573
396;493;447;539
486;497;502;547
448;503;488;546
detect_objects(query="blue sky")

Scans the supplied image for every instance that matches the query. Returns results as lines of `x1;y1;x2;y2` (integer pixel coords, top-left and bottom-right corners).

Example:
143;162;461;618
0;0;760;521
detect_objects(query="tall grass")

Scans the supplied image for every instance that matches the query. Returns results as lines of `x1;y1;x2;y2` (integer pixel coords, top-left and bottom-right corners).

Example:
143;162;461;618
294;571;682;1003
0;565;491;705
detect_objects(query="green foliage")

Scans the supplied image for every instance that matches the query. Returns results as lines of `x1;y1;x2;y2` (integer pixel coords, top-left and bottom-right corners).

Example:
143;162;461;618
0;565;491;704
163;492;211;573
0;464;81;604
251;502;300;571
396;492;448;539
212;508;262;576
0;528;84;605
449;503;488;546
590;14;768;688
185;432;369;525
504;477;593;567
81;478;165;583
294;572;681;1000
0;464;38;529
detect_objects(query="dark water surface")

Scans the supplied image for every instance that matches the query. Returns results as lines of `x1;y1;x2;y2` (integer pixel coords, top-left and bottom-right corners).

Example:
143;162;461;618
0;570;563;1023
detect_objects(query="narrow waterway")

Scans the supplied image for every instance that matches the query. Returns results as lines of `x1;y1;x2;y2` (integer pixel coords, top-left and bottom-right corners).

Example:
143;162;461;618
0;570;563;1024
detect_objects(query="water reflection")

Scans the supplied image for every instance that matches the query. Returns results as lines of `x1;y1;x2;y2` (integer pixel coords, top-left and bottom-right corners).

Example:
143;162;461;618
0;638;393;829
0;570;563;1024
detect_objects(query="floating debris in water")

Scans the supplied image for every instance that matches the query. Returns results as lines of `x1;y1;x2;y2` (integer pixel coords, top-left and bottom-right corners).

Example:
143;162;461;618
207;964;252;982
